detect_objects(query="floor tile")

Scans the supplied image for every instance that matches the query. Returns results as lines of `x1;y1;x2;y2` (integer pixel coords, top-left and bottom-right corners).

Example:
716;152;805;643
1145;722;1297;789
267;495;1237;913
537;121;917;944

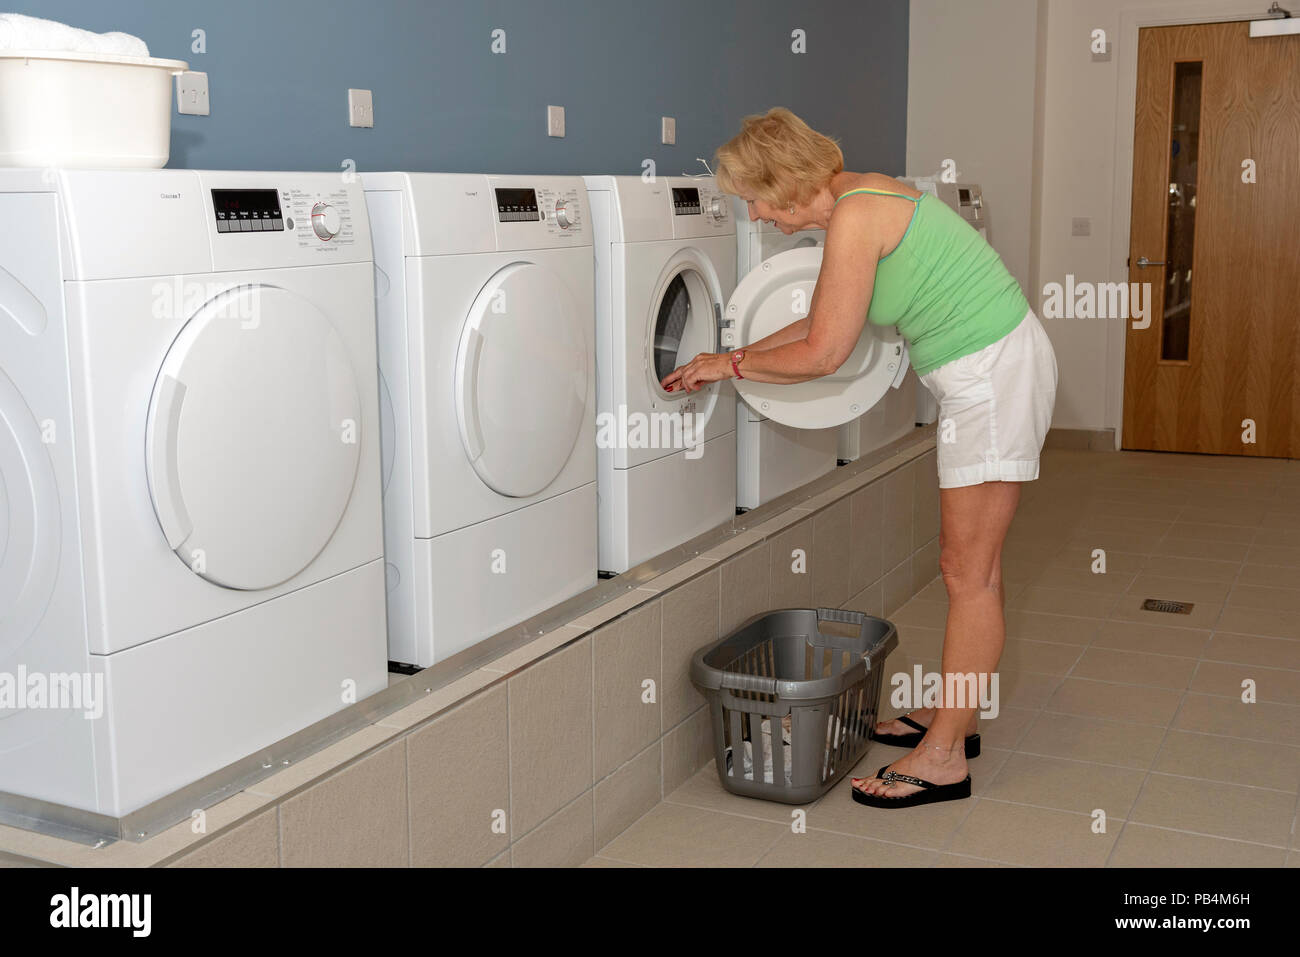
1045;678;1182;727
596;803;786;867
979;752;1146;818
1126;773;1295;847
1017;711;1165;770
946;800;1118;867
1108;824;1287;867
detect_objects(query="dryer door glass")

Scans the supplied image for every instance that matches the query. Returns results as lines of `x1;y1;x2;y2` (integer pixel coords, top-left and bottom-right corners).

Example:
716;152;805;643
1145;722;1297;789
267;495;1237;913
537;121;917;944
145;284;363;590
649;265;717;395
455;262;587;498
726;246;909;430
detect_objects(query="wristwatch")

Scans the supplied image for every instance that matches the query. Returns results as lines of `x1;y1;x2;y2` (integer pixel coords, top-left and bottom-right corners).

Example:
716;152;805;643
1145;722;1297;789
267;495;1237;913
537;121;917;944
730;350;746;380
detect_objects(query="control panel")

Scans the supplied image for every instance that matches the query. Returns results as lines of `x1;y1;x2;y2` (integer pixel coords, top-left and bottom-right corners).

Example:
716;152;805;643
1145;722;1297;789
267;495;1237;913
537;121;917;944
210;185;358;249
491;183;584;237
672;186;701;215
213;189;284;232
955;184;988;241
667;176;730;239
495;187;540;222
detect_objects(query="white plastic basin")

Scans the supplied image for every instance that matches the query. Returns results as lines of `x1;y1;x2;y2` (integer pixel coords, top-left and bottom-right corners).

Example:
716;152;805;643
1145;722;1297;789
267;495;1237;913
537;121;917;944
0;50;189;169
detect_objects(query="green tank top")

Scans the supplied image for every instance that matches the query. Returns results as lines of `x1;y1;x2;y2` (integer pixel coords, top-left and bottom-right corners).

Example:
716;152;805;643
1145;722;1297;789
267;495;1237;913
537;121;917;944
834;187;1029;376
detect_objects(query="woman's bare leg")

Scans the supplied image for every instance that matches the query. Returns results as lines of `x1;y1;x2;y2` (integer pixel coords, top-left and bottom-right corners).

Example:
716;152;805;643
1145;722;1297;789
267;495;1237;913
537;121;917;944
854;480;1020;798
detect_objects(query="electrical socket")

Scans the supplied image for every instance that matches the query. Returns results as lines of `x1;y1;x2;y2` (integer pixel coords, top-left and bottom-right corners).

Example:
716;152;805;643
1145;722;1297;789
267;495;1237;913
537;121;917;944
176;71;209;116
349;89;374;128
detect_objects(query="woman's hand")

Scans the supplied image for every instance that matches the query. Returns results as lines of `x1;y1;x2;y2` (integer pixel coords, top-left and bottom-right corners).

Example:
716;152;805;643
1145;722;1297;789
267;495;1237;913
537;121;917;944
661;352;733;393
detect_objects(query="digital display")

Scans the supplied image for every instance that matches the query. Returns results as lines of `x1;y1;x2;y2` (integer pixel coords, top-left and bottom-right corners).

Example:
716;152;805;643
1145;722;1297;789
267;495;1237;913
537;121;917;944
495;187;540;222
212;189;284;233
672;187;701;215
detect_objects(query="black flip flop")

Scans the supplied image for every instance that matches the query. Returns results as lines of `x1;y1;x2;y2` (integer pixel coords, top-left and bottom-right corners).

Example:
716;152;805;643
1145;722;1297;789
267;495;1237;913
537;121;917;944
870;714;981;758
851;764;972;809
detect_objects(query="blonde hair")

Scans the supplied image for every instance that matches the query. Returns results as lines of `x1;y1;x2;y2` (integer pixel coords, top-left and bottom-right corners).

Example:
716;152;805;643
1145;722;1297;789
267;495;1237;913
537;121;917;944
715;107;844;207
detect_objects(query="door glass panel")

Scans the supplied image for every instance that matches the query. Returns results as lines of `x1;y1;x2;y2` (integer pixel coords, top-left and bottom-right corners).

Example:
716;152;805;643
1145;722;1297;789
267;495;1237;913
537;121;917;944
1161;60;1201;362
654;273;691;381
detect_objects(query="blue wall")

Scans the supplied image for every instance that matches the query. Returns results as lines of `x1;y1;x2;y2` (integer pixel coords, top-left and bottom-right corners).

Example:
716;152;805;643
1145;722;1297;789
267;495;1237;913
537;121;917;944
11;0;908;177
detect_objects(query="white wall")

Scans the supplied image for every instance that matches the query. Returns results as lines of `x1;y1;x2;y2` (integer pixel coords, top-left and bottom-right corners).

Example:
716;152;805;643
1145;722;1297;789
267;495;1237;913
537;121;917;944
910;0;1267;436
1036;0;1264;434
906;0;1042;291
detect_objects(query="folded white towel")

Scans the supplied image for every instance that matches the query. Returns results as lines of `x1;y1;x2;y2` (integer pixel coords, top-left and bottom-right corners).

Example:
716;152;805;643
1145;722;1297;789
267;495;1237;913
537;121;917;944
0;12;149;57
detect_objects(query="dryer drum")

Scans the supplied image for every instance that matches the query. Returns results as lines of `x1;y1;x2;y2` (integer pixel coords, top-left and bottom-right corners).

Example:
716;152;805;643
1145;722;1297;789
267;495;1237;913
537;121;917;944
653;273;692;383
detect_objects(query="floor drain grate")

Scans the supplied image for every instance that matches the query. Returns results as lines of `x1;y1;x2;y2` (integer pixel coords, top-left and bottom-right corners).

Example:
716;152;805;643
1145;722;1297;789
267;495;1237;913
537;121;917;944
1142;598;1193;614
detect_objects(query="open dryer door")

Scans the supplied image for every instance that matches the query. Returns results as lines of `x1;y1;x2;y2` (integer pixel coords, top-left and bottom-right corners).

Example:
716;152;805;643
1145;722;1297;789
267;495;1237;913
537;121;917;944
722;246;909;430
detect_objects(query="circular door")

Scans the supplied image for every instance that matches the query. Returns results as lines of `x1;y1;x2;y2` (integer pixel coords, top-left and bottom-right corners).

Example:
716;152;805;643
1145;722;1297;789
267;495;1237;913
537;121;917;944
145;284;362;590
727;246;908;430
0;368;60;660
455;262;587;497
647;250;723;401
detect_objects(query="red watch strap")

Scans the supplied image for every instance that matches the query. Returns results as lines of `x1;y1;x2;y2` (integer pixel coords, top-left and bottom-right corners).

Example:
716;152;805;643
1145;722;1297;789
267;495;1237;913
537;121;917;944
731;351;745;379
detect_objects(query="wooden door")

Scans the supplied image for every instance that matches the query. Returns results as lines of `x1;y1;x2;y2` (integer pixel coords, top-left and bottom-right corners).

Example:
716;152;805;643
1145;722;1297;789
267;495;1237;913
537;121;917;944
1123;21;1300;457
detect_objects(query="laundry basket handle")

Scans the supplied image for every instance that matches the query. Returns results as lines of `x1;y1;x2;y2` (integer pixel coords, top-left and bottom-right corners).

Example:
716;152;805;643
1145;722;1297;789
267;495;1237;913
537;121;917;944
717;671;778;695
817;607;870;639
817;607;868;626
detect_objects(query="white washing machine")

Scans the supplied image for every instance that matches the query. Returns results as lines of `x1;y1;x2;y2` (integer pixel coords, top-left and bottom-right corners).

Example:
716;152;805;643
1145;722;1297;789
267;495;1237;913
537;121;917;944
583;175;737;574
364;173;597;668
0;169;388;817
730;207;913;505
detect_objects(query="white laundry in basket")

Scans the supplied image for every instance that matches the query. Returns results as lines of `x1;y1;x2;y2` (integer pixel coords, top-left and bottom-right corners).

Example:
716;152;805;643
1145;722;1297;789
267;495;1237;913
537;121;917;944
0;13;149;56
726;715;846;785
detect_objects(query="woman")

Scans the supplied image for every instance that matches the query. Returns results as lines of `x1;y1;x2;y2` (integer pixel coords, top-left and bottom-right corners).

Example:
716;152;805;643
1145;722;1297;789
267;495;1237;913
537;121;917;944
662;108;1058;809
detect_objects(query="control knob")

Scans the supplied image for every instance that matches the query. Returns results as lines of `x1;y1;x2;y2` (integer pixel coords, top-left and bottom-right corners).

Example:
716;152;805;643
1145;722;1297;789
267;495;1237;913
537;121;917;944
311;202;341;241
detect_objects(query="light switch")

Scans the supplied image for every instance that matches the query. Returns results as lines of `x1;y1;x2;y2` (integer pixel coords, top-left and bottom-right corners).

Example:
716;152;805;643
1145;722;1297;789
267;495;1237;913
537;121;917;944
661;116;676;145
349;89;374;128
176;71;209;116
547;105;565;138
1071;217;1091;237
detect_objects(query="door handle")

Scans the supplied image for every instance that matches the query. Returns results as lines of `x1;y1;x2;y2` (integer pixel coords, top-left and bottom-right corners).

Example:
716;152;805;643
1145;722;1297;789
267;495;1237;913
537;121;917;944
1136;256;1166;268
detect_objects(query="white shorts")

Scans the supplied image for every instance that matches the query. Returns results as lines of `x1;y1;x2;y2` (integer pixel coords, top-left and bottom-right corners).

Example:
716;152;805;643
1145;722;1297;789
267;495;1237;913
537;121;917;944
919;308;1058;489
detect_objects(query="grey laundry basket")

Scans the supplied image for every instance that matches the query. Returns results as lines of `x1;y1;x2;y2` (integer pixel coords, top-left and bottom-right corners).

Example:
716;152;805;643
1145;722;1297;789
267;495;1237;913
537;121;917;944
690;608;898;804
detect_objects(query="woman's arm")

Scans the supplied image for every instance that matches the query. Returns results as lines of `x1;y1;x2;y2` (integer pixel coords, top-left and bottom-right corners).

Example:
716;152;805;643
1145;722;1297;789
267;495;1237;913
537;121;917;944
743;313;812;352
663;202;887;391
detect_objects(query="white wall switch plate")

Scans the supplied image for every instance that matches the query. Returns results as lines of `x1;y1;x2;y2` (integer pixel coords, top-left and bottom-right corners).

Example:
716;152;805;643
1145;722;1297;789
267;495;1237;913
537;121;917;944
1091;42;1112;62
661;116;676;145
547;105;565;138
1071;217;1091;236
349;89;374;128
176;71;209;116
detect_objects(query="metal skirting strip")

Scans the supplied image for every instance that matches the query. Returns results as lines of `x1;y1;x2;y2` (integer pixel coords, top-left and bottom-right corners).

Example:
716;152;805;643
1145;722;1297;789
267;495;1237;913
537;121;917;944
0;426;936;847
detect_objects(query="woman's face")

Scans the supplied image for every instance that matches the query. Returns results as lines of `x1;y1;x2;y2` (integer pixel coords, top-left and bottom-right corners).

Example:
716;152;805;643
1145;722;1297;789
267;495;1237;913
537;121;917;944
741;195;802;235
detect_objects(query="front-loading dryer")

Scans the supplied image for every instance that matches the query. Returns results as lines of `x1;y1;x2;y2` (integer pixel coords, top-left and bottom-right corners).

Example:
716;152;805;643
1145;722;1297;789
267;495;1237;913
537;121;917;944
365;173;597;669
583;175;737;574
0;169;388;816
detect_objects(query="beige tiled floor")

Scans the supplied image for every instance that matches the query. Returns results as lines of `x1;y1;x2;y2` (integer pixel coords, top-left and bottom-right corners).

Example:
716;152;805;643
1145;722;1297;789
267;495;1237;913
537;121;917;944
582;449;1300;867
